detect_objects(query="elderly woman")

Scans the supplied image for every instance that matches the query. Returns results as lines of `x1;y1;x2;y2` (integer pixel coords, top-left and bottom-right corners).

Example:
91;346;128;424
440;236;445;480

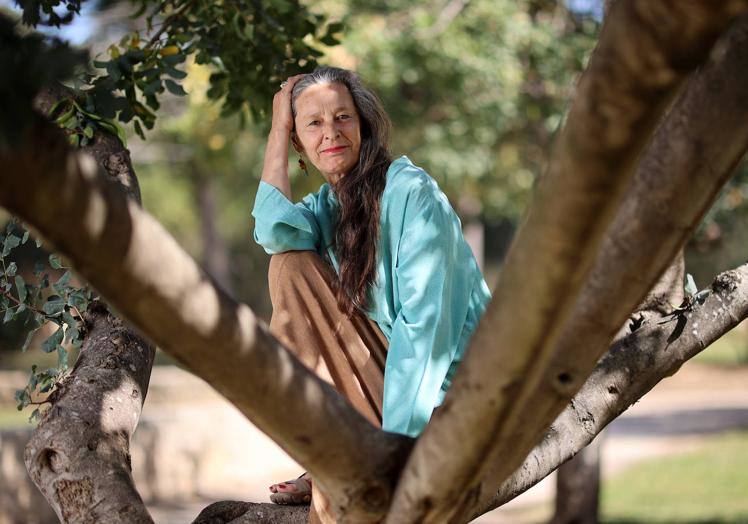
252;66;491;521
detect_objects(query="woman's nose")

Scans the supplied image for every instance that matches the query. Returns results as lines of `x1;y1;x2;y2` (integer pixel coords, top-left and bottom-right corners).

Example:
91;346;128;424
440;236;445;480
322;121;340;139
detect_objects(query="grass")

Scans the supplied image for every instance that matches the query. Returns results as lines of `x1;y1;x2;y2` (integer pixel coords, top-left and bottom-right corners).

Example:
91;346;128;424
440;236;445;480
0;407;34;429
601;430;748;523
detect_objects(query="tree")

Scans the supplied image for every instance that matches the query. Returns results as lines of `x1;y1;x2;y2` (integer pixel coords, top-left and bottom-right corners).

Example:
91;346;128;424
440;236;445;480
2;1;748;523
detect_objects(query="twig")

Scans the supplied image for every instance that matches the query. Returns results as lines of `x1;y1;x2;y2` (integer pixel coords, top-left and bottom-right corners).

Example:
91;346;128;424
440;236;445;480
146;0;196;48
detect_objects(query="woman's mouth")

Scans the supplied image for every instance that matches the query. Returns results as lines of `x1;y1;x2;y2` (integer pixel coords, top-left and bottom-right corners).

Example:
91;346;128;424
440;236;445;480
321;146;347;154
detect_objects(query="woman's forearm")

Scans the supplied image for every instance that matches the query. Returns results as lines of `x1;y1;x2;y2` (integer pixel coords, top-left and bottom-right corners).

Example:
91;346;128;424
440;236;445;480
261;127;293;200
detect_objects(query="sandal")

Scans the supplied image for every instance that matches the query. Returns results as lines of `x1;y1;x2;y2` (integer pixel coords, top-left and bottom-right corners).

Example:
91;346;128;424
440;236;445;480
269;473;312;505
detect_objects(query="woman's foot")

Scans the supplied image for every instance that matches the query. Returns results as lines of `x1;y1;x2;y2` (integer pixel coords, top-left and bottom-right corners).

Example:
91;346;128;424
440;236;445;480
269;472;312;505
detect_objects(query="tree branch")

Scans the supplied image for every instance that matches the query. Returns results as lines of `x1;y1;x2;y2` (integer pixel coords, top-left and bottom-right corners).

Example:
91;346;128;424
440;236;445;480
463;12;748;518
388;2;748;521
475;262;748;516
0;115;411;522
22;85;156;523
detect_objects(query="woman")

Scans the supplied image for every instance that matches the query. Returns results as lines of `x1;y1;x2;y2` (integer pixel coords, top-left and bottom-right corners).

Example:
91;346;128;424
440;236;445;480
252;66;491;520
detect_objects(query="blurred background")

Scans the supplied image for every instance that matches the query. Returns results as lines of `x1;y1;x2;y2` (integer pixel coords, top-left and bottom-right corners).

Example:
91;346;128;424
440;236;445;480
1;0;748;522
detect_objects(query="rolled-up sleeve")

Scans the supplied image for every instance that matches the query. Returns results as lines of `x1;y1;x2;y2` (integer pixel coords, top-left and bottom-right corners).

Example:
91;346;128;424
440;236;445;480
382;183;470;437
251;181;321;254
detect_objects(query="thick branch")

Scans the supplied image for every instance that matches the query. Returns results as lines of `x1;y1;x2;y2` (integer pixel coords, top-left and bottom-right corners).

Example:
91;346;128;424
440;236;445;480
22;85;156;523
477;262;748;515
389;2;748;521
464;12;748;518
0;117;410;522
25;304;155;523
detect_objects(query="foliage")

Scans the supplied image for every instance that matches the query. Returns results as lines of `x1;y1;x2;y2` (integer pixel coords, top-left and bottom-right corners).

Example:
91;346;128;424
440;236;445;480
10;0;342;140
334;0;600;219
0;12;85;150
0;219;93;421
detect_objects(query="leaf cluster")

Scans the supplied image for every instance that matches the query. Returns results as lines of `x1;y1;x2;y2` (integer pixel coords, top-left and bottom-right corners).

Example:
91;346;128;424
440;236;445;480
1;219;93;421
0;13;86;150
15;0;83;28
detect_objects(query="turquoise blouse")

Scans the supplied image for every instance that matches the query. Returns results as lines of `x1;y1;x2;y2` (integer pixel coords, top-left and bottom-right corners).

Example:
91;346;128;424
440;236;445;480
252;155;491;437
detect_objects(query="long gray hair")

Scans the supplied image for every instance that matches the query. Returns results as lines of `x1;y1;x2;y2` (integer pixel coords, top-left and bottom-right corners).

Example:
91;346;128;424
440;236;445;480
291;67;392;316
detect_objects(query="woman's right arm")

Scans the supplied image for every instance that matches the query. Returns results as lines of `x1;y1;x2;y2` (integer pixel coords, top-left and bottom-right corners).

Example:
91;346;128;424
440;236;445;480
260;74;306;200
253;74;324;254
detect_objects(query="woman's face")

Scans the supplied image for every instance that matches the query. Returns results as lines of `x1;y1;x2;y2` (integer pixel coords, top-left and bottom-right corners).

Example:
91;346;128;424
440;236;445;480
293;82;362;184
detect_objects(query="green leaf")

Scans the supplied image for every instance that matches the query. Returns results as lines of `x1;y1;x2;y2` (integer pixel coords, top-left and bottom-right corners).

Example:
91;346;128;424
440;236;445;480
134;119;145;139
53;271;71;294
43;295;65;316
68;290;89;312
2;234;20;256
97;118;128;148
15;275;26;302
3;306;14;323
22;327;37;352
685;273;698;297
6;261;17;277
58;346;68;371
164;79;187;96
326;21;344;34
164;67;187;79
49;254;63;269
21;230;29;244
83;125;94;138
42;325;64;353
62;310;78;343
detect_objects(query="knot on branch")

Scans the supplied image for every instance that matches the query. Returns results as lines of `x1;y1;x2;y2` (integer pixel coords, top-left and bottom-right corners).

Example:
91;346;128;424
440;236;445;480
713;269;742;293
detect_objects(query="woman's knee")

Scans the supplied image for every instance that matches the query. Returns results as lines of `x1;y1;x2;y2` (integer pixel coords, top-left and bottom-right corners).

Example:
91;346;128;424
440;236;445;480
268;250;321;297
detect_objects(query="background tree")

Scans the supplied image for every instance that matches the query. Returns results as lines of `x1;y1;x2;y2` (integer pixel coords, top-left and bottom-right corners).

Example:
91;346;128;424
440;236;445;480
2;1;748;523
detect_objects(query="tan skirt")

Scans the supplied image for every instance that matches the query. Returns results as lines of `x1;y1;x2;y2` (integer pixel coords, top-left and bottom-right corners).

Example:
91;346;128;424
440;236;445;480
268;250;389;523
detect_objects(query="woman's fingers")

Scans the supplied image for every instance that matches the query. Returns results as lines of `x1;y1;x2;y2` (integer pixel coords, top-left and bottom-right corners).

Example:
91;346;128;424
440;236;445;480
271;73;307;133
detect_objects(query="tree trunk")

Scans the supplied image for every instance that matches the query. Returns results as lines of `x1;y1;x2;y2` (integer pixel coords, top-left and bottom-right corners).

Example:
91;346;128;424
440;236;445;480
193;165;233;294
21;87;157;523
552;434;603;524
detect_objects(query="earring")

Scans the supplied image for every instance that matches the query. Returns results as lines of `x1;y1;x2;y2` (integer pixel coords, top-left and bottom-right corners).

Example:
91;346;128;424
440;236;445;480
298;157;309;177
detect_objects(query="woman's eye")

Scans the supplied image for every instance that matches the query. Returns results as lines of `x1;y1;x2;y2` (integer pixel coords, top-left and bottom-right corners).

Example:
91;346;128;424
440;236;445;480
307;120;319;127
337;114;350;120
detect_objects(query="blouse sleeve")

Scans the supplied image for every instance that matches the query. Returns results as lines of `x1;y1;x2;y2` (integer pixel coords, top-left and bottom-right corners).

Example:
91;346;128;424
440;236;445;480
382;182;468;437
251;180;321;254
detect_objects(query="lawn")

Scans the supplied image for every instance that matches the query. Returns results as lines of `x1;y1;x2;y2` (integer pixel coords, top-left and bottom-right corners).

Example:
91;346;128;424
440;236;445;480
601;430;748;523
0;407;34;429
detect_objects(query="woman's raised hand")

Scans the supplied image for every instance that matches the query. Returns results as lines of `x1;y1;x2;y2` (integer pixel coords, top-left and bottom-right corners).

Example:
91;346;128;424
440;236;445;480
271;74;306;134
261;74;306;200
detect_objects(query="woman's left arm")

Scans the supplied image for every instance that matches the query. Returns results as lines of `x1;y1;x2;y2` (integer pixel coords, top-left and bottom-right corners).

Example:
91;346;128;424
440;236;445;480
382;181;474;437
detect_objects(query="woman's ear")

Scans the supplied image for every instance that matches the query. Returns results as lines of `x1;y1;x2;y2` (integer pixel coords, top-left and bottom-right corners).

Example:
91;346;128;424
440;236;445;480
290;133;303;155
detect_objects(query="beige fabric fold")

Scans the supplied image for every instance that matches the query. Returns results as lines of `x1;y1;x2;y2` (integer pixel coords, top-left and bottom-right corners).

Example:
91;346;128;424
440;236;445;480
268;250;388;523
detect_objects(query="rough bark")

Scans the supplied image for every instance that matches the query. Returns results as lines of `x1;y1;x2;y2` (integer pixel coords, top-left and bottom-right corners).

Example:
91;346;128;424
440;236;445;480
22;86;156;523
478;262;748;515
466;13;748;518
0;116;411;522
192;502;309;524
388;3;748;522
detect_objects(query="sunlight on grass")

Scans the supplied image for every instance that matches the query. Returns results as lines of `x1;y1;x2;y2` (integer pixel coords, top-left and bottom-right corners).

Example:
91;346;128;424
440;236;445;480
601;431;748;523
